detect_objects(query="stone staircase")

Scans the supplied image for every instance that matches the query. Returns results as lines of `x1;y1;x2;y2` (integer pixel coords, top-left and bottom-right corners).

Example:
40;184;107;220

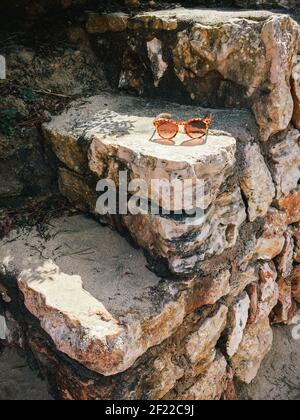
1;3;300;400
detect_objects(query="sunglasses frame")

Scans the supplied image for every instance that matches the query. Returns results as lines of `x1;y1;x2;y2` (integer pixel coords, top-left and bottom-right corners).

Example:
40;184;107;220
153;113;212;145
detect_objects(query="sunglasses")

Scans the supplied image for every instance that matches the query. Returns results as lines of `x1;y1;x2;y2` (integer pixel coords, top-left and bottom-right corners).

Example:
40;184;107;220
153;113;212;146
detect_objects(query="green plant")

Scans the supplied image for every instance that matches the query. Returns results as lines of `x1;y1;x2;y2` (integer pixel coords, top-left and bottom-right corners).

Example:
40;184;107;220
0;108;18;136
20;87;35;103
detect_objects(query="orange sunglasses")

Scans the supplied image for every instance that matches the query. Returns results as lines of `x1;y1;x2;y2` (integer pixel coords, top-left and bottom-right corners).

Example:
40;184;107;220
153;113;212;146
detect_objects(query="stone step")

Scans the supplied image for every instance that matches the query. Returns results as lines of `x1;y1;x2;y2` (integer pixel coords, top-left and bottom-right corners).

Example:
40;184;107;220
0;215;241;399
42;92;259;275
87;7;300;141
0;215;232;378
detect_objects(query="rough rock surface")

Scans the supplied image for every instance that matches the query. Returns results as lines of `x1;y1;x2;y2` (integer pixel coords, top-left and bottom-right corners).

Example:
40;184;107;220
92;9;300;141
272;277;293;324
268;128;300;200
240;143;275;221
43;93;259;275
230;317;273;384
0;215;235;399
275;232;294;279
292;56;300;130
238;325;300;401
123;186;246;273
0;216;188;375
292;224;300;262
226;292;250;358
254;208;287;260
174;352;229;401
0;215;231;381
185;305;228;373
279;188;300;224
257;262;279;320
291;266;300;302
43;93;237;212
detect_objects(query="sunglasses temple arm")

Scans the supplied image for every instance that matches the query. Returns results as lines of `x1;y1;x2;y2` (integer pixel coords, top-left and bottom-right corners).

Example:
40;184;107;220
149;129;157;143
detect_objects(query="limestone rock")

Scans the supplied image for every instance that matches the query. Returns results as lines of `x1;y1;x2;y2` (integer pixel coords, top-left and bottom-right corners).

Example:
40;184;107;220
147;38;168;88
179;352;229;401
251;16;299;141
59;167;97;212
176;13;298;141
246;282;258;325
230;264;259;298
292;224;300;262
275;232;294;278
96;9;300;141
254;208;287;260
226;292;250;358
184;270;231;311
185;305;228;374
43;93;237;213
272;277;293;324
0;215;206;376
291;56;300;130
128;12;178;31
123;186;246;274
86;12;129;34
57;166;245;275
279;189;300;225
147;354;184;399
230;317;273;384
240;143;275;221
291;266;300;303
257;262;279;320
268;128;300;199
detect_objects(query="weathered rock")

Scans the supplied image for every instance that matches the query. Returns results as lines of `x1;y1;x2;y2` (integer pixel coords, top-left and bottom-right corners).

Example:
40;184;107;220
167;352;229;401
185;305;228;375
279;188;300;224
57;167;246;275
1;292;228;400
43;93;237;213
291;266;300;303
272;277;292;324
58;167;97;212
268;128;300;199
275;231;294;278
42;93;257;275
123;186;246;273
226;292;250;358
292;56;300;130
145;353;185;399
86;12;129;34
184;270;231;311
246;282;258;325
146;38;168;88
240;143;275;221
257;262;279;320
254;208;287;260
230;264;259;299
0;215;212;376
230;317;273;384
292;224;300;262
96;9;300;141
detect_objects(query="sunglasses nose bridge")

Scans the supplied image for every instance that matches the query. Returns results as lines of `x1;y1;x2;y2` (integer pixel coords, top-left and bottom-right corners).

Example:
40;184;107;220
178;122;186;134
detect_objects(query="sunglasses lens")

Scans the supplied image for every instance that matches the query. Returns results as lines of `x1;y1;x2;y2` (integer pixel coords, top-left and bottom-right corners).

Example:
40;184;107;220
157;122;178;139
187;120;207;139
